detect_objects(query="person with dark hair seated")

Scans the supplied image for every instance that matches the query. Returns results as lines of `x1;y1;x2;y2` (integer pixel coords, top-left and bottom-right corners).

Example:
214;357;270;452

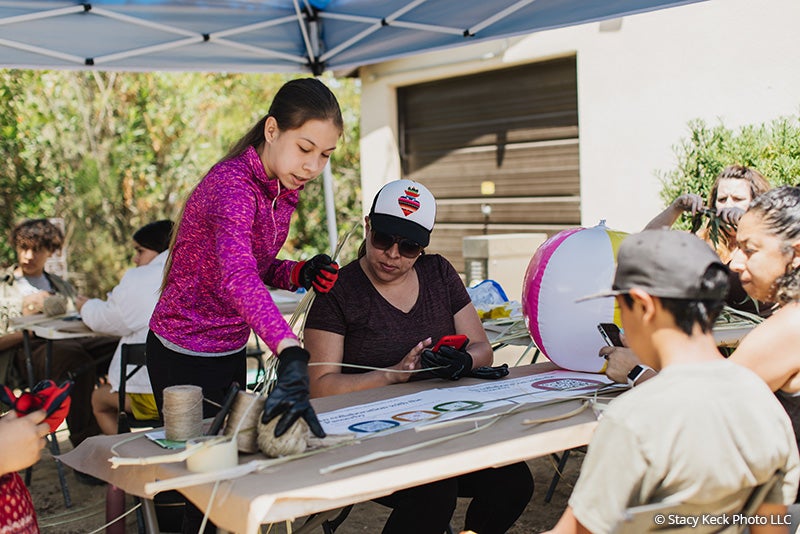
0;218;118;449
77;219;174;434
304;180;533;534
547;230;799;534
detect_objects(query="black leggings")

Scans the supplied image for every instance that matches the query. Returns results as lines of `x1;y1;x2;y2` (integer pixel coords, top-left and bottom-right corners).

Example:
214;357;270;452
146;330;246;419
145;330;247;534
374;462;534;534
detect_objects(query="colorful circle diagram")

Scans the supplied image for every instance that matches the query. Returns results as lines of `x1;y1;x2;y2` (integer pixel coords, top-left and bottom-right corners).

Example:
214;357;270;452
392;410;441;423
347;420;400;433
433;400;483;412
532;377;605;391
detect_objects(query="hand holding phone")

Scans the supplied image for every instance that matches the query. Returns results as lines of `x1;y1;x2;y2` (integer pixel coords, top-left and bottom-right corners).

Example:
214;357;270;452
431;334;469;352
597;323;624;347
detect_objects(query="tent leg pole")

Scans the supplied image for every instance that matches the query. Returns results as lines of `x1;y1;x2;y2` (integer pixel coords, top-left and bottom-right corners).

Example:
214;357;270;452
323;161;337;256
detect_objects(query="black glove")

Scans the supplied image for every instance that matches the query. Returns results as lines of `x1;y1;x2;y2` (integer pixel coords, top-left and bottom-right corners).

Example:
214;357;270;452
291;254;339;293
261;346;326;438
420;345;473;380
469;364;510;380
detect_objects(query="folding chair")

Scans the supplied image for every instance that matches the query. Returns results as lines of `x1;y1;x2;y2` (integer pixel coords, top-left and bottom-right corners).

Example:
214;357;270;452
116;343;160;433
612;469;785;534
106;343;164;534
245;336;266;391
544;446;586;503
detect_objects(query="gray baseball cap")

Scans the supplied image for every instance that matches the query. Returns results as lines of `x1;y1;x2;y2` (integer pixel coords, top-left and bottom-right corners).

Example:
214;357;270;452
577;229;728;301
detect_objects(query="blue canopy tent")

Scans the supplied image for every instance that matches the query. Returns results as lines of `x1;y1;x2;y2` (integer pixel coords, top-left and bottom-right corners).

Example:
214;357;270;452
1;0;703;74
0;0;704;253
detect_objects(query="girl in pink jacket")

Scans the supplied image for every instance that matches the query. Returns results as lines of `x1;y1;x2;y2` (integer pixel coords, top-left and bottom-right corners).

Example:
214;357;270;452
148;77;341;445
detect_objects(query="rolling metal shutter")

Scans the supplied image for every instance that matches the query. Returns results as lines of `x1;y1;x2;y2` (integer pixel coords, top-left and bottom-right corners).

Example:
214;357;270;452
398;56;579;272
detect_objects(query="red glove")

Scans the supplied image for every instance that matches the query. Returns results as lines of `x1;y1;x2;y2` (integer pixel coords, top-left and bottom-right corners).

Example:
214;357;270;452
0;379;73;433
290;254;339;293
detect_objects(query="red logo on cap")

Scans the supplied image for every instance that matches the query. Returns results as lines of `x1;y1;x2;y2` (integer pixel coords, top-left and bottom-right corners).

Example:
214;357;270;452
398;187;420;216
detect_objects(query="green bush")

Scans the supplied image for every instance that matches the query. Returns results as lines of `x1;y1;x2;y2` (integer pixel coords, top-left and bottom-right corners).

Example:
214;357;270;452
0;70;361;295
657;114;800;228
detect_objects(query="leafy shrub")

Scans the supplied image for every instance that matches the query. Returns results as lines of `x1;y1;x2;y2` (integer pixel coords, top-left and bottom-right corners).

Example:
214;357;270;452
0;70;361;295
657;114;800;229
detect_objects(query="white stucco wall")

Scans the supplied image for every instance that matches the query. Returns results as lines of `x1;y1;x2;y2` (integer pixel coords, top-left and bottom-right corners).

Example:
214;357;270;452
359;0;800;233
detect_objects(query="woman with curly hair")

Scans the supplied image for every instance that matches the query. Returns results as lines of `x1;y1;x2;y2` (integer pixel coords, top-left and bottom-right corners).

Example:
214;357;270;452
727;185;800;501
729;186;800;391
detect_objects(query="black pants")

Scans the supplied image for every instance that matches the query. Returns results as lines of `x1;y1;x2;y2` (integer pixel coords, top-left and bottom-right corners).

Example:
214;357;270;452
374;462;534;534
146;330;246;534
15;335;118;447
146;330;246;419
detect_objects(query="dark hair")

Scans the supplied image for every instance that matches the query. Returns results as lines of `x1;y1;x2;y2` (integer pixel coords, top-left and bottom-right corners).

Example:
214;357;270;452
708;165;771;207
162;78;342;290
133;220;174;253
222;77;343;162
11;219;63;253
748;185;800;304
619;265;729;335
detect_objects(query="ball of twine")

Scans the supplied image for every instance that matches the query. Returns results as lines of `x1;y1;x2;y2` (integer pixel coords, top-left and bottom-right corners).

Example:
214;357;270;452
163;385;204;441
257;416;309;458
223;391;261;453
43;294;68;316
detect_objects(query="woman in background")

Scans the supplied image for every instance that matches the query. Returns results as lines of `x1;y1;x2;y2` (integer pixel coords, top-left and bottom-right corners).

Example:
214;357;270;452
645;164;771;262
78;220;173;434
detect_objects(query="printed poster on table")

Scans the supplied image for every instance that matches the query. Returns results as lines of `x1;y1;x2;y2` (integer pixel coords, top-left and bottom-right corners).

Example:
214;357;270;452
317;369;613;436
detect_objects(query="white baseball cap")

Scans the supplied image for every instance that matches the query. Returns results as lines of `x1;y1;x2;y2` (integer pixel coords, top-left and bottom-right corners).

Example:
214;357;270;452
368;180;436;247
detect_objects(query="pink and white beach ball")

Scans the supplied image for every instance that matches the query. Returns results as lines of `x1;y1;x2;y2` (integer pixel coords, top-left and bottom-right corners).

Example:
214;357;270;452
521;222;628;372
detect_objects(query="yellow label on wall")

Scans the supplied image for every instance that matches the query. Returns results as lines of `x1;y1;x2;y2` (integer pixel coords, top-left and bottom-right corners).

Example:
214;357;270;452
480;181;495;195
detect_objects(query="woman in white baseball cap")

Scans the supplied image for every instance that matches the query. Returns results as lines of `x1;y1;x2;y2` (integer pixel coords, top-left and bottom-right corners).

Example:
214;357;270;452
304;179;533;534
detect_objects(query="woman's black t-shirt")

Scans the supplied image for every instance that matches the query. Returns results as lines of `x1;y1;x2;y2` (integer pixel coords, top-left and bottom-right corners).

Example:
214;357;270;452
305;254;472;374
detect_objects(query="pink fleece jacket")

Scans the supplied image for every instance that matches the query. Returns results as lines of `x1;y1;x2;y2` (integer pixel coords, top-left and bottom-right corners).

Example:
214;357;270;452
150;146;300;354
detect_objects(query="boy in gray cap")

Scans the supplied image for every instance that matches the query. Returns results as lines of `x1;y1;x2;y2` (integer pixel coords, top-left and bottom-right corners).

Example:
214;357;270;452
547;229;799;534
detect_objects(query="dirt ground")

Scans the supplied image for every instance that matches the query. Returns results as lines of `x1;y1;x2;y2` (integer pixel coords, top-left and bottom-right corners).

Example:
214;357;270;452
30;346;581;533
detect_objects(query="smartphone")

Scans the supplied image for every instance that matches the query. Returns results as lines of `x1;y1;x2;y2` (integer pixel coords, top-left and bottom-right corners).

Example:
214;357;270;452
597;323;624;347
432;334;469;352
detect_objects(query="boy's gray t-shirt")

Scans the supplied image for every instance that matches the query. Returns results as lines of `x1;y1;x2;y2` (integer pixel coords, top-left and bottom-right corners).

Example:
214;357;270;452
570;360;800;533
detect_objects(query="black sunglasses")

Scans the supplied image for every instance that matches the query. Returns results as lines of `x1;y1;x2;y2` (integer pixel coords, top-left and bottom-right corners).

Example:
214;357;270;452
370;230;424;258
